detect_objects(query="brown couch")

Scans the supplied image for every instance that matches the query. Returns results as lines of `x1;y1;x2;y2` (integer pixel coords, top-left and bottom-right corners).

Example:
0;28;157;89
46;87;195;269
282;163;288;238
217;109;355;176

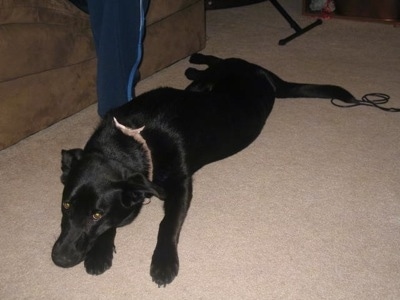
0;0;205;150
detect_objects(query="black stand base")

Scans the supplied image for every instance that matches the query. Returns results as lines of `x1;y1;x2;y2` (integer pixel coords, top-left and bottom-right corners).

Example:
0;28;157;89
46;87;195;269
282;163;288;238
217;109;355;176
205;0;323;45
269;0;322;45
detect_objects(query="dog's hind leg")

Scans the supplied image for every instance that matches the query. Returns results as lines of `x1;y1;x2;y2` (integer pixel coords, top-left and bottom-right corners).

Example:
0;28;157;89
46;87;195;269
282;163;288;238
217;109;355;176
189;53;221;66
185;54;222;81
185;54;225;92
184;67;203;81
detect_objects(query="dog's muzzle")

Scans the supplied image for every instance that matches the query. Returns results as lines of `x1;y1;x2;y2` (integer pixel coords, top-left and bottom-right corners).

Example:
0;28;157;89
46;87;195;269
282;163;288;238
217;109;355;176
52;232;88;268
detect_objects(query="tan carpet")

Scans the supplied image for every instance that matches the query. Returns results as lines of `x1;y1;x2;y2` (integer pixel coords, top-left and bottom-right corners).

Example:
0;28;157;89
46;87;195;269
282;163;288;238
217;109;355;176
1;1;399;299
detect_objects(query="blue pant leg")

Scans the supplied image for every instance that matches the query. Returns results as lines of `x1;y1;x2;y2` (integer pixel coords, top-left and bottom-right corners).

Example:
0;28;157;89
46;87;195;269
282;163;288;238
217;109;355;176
87;0;149;117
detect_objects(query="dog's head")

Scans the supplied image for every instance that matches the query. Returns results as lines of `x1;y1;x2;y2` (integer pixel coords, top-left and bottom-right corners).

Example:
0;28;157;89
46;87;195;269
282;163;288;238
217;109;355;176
52;148;164;269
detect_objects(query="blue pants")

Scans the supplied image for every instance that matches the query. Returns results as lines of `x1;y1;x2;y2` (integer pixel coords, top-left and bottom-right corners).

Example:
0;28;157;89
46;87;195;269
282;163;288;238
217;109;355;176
87;0;149;117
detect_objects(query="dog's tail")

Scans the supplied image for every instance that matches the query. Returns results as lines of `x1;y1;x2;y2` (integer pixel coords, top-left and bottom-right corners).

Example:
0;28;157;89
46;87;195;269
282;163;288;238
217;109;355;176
263;69;356;103
264;67;400;112
271;69;400;112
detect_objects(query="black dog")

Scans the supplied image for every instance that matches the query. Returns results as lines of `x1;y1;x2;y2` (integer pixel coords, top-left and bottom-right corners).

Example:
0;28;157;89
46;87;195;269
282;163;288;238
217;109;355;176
52;53;356;286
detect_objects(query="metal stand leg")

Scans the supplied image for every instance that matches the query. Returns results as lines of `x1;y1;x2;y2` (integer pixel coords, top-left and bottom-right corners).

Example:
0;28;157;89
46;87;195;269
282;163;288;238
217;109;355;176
269;0;323;45
205;0;323;45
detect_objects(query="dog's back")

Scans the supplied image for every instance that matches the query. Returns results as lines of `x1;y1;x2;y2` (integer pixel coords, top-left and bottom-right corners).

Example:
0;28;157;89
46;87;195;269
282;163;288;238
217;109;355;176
112;59;278;173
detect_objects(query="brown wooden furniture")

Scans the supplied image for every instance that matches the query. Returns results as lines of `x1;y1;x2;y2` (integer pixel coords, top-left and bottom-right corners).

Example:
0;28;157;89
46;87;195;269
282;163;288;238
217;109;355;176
303;0;400;24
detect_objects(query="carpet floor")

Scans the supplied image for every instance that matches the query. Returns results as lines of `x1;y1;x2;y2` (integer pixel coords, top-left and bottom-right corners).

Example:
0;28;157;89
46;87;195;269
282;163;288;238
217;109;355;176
1;1;399;299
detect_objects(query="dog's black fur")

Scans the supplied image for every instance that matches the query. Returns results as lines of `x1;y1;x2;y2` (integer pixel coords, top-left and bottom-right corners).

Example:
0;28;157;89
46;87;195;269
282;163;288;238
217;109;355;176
52;54;356;286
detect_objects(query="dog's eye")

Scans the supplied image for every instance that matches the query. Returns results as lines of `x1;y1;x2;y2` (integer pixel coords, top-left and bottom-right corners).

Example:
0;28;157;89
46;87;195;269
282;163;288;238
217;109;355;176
62;202;71;210
92;212;103;221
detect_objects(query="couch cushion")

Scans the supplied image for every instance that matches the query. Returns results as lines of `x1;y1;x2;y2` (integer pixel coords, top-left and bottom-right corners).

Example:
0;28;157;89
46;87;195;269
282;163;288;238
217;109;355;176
0;0;89;26
0;58;97;150
0;0;94;83
147;0;201;25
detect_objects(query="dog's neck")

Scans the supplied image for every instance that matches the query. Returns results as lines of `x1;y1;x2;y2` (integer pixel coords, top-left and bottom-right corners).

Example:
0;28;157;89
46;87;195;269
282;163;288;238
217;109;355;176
113;117;153;181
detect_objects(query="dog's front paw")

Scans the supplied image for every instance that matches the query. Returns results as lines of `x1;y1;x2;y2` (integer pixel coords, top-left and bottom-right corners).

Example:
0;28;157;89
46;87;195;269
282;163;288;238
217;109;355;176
84;247;114;275
150;245;179;287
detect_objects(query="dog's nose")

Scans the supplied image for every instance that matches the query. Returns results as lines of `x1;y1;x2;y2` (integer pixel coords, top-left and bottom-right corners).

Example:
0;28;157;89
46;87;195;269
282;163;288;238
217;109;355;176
52;252;83;268
52;244;83;268
52;254;76;268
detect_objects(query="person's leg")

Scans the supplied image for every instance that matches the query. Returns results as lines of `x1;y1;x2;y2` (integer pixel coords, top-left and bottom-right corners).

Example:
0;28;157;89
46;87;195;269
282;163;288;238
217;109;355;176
87;0;149;117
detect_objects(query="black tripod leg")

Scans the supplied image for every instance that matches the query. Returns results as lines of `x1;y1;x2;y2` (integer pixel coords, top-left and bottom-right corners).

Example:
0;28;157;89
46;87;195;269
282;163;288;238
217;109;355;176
279;19;323;45
269;0;323;45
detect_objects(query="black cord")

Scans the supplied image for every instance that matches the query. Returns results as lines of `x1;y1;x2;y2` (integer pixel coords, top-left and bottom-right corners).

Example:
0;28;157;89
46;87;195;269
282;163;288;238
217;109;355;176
331;93;400;112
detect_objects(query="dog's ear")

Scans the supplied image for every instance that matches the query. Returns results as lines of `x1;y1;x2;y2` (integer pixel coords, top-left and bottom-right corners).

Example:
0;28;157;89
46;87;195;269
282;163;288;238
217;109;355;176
61;149;83;184
121;173;166;207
